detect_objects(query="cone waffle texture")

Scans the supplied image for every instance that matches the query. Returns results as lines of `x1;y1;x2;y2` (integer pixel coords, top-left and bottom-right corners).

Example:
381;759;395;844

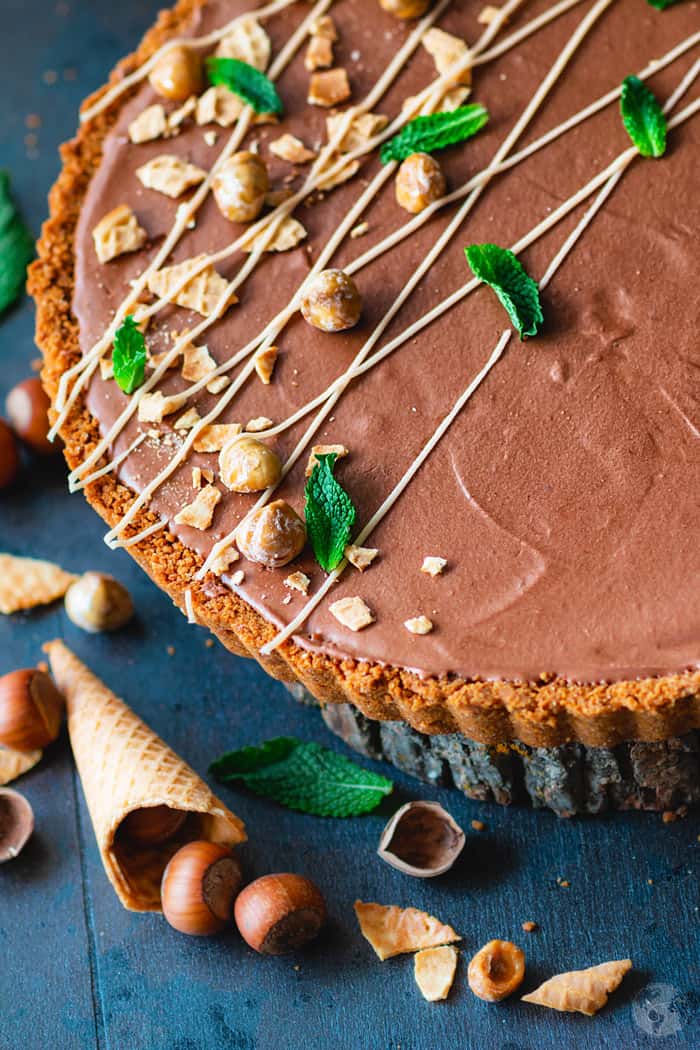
45;639;245;912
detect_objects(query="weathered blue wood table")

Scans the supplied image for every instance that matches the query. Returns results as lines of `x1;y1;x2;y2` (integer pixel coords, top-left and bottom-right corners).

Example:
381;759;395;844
0;2;698;1047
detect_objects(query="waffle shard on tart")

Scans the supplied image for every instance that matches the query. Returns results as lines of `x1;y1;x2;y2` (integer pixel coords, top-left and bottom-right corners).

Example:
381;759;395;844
29;0;700;803
45;640;246;911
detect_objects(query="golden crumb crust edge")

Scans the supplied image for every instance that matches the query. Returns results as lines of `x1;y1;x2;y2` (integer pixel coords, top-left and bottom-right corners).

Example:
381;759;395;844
29;0;700;749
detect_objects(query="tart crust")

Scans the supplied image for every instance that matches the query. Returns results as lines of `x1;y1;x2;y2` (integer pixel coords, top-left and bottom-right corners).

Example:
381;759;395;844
30;0;700;750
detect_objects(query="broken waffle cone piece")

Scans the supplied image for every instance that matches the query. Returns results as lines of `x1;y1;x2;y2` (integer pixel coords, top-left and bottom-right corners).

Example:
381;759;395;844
414;945;459;1001
521;959;632;1015
44;639;245;912
0;745;42;786
354;900;460;960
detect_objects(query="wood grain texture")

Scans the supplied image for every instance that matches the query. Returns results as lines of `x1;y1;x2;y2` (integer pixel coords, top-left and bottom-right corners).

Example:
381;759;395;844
0;2;698;1048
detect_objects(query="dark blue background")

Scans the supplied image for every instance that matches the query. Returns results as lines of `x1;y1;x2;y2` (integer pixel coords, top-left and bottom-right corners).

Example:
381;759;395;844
0;2;698;1047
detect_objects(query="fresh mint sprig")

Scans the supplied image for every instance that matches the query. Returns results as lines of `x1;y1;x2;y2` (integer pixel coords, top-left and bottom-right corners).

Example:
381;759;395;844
380;104;489;164
305;453;356;572
0;171;34;315
112;315;147;394
210;737;393;817
646;0;682;9
465;243;543;340
620;75;667;157
206;56;283;115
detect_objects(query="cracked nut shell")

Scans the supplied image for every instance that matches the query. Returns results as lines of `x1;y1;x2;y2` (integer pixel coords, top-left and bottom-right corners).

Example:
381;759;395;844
0;788;34;863
378;800;465;877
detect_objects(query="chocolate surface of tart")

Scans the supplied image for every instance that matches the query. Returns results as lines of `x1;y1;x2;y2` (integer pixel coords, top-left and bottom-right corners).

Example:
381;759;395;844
32;0;700;747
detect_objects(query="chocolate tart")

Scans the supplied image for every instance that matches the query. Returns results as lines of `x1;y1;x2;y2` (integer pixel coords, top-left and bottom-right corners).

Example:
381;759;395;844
30;0;700;783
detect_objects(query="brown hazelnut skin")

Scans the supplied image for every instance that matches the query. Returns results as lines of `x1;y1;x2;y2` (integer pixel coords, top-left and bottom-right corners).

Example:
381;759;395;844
0;669;64;752
300;269;362;333
219;437;282;493
120;806;187;846
236;500;306;568
64;572;134;633
395;152;446;214
149;45;204;101
161;840;243;936
379;0;432;18
0;419;19;489
467;939;526;1002
234;873;326;955
5;378;55;455
212;152;269;224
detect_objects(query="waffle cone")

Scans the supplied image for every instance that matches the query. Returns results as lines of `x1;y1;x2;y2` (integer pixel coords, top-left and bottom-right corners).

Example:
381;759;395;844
45;639;246;912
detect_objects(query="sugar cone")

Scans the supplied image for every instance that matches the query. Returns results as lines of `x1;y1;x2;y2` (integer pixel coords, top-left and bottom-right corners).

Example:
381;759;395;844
45;639;246;912
0;745;42;786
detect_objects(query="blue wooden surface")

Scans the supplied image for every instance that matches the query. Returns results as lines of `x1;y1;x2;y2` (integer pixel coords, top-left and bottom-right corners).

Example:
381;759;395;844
0;2;699;1047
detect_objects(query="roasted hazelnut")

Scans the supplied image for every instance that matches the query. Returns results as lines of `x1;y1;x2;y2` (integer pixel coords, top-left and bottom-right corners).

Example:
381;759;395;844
120;805;187;846
300;269;362;332
212;151;269;224
379;0;432;18
234;873;326;955
468;939;526;1002
236;499;306;568
0;669;64;752
219;436;282;493
5;378;54;455
161;840;243;936
395;152;446;214
0;788;34;863
64;572;134;633
149;45;203;101
0;419;19;490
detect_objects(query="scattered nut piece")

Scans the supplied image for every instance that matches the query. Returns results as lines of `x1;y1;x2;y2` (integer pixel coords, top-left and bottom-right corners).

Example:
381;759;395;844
64;572;134;633
0;554;76;614
128;104;168;143
522;960;632;1015
414;945;459;1002
378;801;465;878
92;204;147;263
521;921;538;933
206;375;230;394
246;416;273;432
230;569;245;586
136;155;207;198
284;572;310;595
148;256;237;317
241;216;307;253
350;221;369;239
210;545;240;576
402;84;470;116
0;745;42;787
181;343;217;382
471;819;486;832
421;556;447;576
310;13;338;40
203;130;218;146
380;0;431;19
301;270;362;332
478;5;503;25
192;466;202;489
468;940;526;1002
236;500;306;568
99;358;115;381
174;484;222;531
422;27;472;87
149;45;203;101
308;68;352;108
354;901;460;961
344;545;378;572
329;596;375;632
316;157;360;191
270;133;317;164
396;152;446;214
167;95;197;131
0;788;34;863
215;17;271;70
196;85;246;127
213;151;269;223
326;111;388;152
305;35;334;72
306;444;348;476
404;615;433;635
253;345;278;385
219;436;282;493
137;391;184;423
193;423;242;453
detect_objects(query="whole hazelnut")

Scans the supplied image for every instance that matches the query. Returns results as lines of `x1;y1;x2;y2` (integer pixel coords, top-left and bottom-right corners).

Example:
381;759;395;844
0;788;34;863
0;669;64;752
395;152;446;214
234;873;326;955
212;152;269;224
219;436;282;493
64;572;134;633
467;939;526;1002
236;500;306;568
161;840;243;936
300;269;362;333
5;378;55;455
0;419;19;490
149;45;204;101
379;0;432;18
120;805;187;846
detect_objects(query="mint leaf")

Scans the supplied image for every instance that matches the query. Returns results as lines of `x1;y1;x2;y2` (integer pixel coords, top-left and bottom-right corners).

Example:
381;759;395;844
646;0;682;8
206;56;283;115
305;453;356;572
112;315;147;393
210;737;393;817
620;75;667;157
380;104;489;164
465;243;543;339
0;171;34;314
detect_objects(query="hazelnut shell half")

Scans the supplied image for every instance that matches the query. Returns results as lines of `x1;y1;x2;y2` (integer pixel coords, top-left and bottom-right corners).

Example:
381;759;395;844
377;801;465;878
0;787;34;862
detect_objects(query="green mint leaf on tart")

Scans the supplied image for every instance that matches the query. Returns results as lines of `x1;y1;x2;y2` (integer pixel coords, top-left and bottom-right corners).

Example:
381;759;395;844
380;104;489;164
0;171;34;315
465;243;543;339
646;0;682;8
305;453;356;572
112;315;147;394
206;56;283;115
620;75;667;157
209;737;393;817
